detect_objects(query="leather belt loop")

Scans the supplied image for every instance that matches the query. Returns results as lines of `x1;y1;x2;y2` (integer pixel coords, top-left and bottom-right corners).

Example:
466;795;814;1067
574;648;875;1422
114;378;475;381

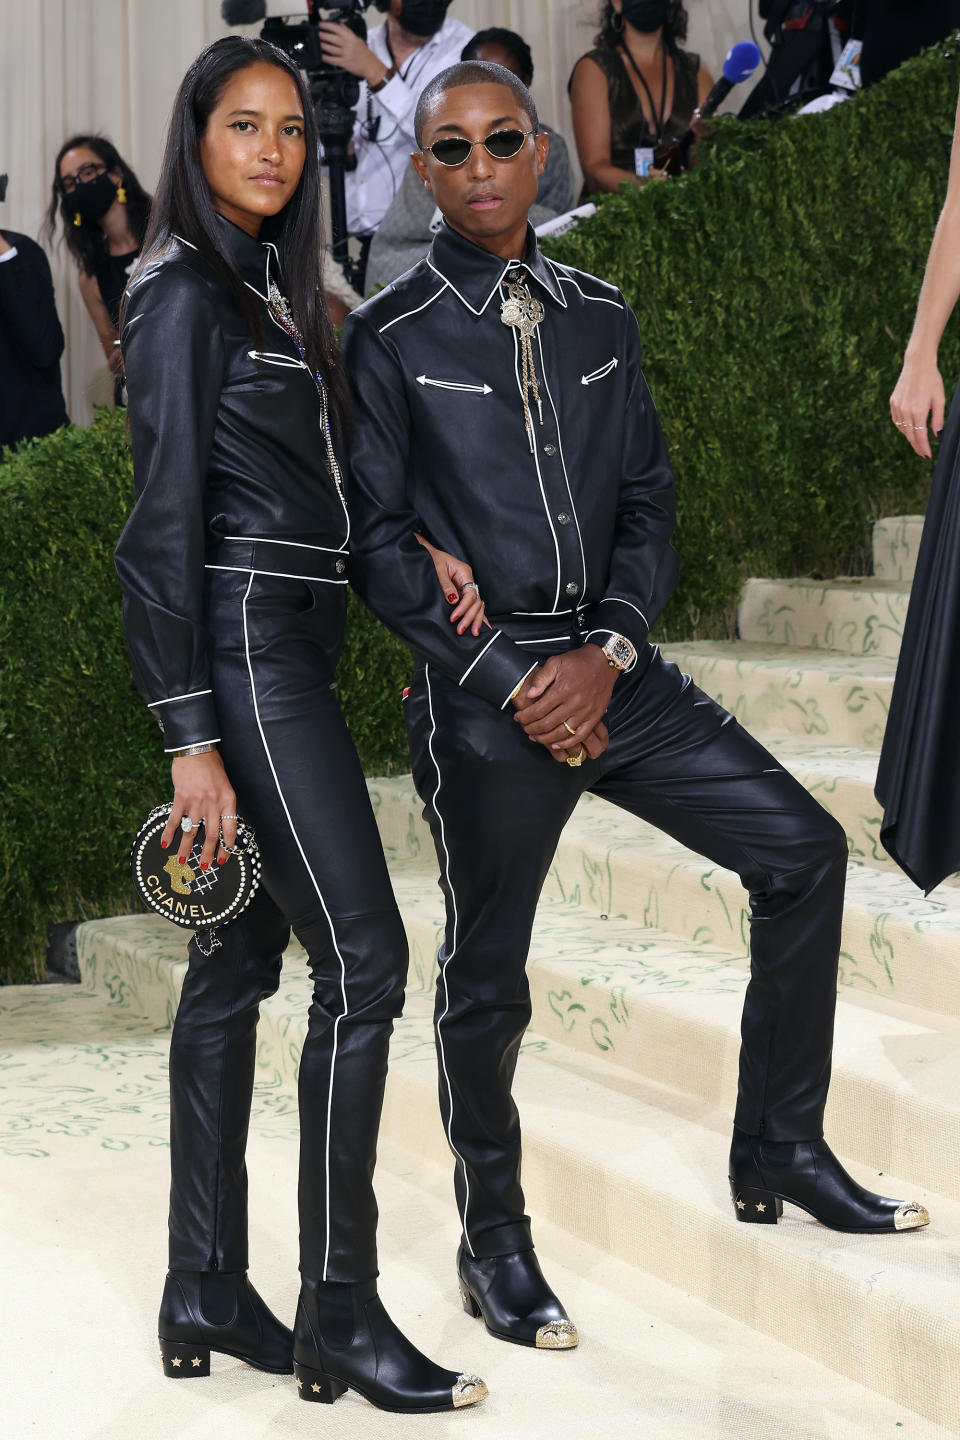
206;537;349;582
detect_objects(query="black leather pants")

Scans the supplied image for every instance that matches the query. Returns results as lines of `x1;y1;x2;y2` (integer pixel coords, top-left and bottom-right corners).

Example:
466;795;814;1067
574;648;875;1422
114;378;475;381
167;563;407;1282
405;635;848;1260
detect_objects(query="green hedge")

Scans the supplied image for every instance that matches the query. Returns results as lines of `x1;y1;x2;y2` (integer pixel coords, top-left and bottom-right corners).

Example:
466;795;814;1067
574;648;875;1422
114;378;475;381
3;40;959;981
544;39;959;636
0;409;412;983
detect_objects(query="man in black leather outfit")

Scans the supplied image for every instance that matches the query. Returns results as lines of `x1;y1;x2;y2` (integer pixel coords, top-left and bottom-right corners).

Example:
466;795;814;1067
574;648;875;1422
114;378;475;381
343;61;930;1352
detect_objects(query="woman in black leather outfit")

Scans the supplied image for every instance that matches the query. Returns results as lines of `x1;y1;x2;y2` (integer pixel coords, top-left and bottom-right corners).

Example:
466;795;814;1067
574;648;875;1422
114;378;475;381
114;35;487;1415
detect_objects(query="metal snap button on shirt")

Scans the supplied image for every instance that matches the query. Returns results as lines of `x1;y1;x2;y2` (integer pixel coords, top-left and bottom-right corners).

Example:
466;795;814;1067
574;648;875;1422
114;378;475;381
557;512;571;526
564;581;579;597
335;560;346;573
543;443;557;456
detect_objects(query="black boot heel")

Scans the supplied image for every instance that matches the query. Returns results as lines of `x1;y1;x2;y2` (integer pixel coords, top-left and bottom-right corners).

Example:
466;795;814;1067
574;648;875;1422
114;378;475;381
459;1286;481;1318
159;1338;211;1376
733;1188;783;1223
294;1362;348;1403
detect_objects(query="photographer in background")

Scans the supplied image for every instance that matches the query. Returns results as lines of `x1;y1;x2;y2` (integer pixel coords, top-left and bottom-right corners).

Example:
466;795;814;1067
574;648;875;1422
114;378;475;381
45;135;151;405
0;179;69;451
317;1;472;275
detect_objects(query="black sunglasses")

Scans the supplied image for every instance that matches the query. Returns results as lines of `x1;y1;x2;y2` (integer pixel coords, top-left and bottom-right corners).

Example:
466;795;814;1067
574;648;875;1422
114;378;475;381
424;128;536;168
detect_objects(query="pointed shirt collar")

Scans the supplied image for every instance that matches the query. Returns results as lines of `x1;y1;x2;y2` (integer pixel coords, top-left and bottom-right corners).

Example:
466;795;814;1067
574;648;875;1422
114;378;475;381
211;212;279;299
427;221;566;315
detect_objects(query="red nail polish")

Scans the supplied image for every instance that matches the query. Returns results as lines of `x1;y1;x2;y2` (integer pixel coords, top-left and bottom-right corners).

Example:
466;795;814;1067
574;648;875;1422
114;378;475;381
160;840;168;849
218;856;227;866
447;593;458;603
178;856;186;864
200;862;209;871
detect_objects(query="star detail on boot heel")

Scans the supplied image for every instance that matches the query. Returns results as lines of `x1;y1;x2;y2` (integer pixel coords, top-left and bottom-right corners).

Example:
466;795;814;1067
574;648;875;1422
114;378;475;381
311;1383;322;1393
171;1357;182;1367
296;1377;303;1389
736;1200;745;1210
191;1357;202;1367
756;1202;766;1212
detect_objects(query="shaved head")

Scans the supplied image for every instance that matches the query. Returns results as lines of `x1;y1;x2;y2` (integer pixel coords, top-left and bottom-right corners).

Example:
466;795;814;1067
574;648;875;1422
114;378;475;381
414;60;538;149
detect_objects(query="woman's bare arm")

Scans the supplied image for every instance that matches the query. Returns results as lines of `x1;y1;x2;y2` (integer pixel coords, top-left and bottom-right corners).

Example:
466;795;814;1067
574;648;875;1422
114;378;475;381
890;90;960;457
78;266;122;373
570;56;644;195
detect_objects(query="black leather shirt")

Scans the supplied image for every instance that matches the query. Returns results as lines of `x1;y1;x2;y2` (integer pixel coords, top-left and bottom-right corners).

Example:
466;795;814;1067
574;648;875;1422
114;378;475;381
342;221;679;709
115;215;347;752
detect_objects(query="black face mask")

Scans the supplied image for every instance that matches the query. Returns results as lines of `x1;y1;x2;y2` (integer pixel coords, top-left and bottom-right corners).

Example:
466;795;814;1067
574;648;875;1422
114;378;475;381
398;0;450;37
66;169;118;224
620;0;671;33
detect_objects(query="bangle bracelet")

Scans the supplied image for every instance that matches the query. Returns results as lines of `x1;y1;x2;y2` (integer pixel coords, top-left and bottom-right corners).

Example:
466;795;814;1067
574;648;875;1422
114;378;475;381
172;743;217;758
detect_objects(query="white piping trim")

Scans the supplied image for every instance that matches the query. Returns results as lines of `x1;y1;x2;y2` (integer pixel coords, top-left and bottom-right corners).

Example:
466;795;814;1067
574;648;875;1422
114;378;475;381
515;635;571;646
511;324;561;611
222;536;350;555
536;328;587;603
378;282;449;332
500;661;540;709
241;571;348;1280
148;689;212;709
163;735;221;753
457;629;502;686
510;606;586;617
425;663;474;1254
553;266;624;308
426;255;507;317
204;565;347;584
601;595;650;631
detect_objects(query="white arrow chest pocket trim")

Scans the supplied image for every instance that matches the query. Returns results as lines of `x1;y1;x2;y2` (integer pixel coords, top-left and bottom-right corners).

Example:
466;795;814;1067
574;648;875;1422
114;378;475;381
248;350;311;372
581;357;618;386
416;374;493;396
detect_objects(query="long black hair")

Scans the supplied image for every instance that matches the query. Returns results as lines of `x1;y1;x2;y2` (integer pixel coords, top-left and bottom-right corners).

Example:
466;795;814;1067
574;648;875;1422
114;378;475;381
595;2;689;49
45;135;152;275
134;34;347;427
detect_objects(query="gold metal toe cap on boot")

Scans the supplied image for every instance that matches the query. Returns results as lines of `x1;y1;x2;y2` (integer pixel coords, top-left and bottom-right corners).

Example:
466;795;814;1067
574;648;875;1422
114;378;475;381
535;1319;580;1350
894;1201;930;1231
452;1373;488;1408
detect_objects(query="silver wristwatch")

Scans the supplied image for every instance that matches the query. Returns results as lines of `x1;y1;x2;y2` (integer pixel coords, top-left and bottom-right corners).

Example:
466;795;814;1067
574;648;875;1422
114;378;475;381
601;633;637;672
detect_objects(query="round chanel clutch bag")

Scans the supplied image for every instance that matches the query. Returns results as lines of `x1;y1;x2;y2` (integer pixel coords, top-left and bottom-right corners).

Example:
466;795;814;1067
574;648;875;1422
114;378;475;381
131;803;261;933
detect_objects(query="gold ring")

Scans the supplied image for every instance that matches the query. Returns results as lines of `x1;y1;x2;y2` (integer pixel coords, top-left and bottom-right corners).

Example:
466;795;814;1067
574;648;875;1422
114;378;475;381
563;720;577;735
566;748;584;767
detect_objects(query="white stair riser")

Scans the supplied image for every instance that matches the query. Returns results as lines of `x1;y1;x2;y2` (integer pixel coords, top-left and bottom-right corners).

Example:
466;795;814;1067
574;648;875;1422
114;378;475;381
873;516;925;582
659;647;893;750
738;579;909;658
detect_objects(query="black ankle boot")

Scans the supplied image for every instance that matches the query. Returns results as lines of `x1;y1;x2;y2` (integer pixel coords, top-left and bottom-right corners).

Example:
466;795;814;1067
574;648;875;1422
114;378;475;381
457;1245;578;1349
158;1270;293;1376
292;1276;487;1413
729;1130;930;1233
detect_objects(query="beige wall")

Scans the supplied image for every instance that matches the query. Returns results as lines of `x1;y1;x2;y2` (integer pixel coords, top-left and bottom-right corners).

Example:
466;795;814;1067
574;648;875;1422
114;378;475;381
2;0;760;425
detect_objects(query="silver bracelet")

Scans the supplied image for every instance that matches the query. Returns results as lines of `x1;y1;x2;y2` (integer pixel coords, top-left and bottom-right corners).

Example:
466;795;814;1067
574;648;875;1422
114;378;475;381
171;743;217;758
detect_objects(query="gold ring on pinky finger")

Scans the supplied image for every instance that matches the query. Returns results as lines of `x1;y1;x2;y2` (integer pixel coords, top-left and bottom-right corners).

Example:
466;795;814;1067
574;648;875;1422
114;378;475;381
566;748;585;768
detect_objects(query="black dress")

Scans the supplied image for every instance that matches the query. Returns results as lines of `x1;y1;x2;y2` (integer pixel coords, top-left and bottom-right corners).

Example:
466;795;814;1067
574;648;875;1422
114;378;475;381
876;379;960;892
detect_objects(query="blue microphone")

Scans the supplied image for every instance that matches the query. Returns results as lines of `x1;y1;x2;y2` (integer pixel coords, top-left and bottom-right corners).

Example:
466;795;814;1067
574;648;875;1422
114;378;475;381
700;40;763;117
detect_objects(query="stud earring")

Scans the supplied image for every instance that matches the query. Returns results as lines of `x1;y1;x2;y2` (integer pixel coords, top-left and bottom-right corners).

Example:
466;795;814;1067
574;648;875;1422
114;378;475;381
73;212;82;227
116;183;127;204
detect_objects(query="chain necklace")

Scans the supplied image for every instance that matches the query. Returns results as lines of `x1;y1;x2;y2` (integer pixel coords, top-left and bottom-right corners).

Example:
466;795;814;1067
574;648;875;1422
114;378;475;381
267;279;347;521
500;270;545;453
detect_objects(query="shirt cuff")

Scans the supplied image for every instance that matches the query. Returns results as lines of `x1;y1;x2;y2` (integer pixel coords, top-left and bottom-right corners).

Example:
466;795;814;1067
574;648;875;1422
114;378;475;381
0;246;19;264
456;630;540;710
588;597;650;654
147;689;220;752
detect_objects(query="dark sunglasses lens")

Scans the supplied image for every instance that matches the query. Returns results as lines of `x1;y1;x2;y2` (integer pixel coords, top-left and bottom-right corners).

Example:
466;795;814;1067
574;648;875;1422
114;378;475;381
484;129;526;159
430;138;472;166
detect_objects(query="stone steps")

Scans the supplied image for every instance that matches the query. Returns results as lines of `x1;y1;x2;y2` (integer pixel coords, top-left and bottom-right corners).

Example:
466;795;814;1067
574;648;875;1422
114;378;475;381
873;514;925;583
738;577;910;658
71;921;960;1433
5;978;953;1440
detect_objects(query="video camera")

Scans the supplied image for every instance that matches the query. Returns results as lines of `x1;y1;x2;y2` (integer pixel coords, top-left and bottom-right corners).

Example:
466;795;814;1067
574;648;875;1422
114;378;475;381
221;1;380;287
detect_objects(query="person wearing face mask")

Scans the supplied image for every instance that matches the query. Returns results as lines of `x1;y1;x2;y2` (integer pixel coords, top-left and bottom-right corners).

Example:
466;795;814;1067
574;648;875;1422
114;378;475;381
315;0;472;304
570;1;713;197
45;135;152;403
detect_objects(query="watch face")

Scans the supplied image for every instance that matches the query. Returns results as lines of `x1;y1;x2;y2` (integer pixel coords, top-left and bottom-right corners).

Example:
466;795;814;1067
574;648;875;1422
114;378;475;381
605;635;635;669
